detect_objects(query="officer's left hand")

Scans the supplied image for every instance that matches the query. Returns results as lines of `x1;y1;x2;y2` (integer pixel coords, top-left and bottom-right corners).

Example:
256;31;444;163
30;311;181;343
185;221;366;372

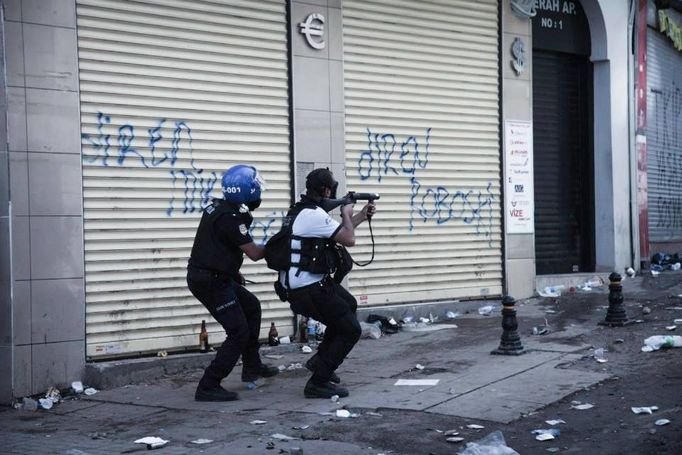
361;202;377;220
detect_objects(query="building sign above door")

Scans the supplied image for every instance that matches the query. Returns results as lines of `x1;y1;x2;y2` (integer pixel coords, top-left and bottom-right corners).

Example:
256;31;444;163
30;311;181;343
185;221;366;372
532;0;590;55
299;13;326;50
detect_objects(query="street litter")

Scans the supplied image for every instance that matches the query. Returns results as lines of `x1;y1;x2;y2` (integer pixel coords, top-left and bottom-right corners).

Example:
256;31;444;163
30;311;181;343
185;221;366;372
651;270;660;277
250;420;268;425
533;327;549;335
675;319;682;324
264;354;283;360
331;395;339;403
245;381;258;390
286;363;304;370
84;388;98;396
366;412;383;417
642;306;652;315
156;350;167;357
545;419;566;426
655;419;671;426
593;348;608;363
279;336;291;344
666;325;677;331
446;437;465;443
45;387;61;404
292;425;310;430
631;406;658;414
641;335;682;352
271;433;298;441
572;404;594;411
394;379;439;386
415;364;425;370
478;305;496;315
38;398;53;410
277;365;286;372
21;397;38;411
402;322;457;332
359;321;382;339
444;429;460;436
532;429;560;441
467;424;485;429
625;267;636;277
445;311;461;319
614;338;625;344
190;439;213;444
301;345;313;353
459;431;520;455
546;448;560;453
71;381;84;394
538;285;564;297
134;437;168;449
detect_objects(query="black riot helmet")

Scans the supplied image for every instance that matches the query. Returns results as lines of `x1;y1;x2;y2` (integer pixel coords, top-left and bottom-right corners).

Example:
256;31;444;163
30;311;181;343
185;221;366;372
305;168;338;199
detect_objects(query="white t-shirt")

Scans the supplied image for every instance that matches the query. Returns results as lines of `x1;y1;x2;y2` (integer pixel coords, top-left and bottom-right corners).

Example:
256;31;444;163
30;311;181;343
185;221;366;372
280;206;341;289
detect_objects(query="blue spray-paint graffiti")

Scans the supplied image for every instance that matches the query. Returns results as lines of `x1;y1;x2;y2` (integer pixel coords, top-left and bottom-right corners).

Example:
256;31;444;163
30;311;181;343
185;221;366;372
82;112;218;217
359;128;494;244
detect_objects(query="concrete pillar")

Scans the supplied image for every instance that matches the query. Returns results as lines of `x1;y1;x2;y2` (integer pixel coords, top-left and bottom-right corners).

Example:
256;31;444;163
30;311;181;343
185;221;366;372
0;0;85;403
289;0;346;195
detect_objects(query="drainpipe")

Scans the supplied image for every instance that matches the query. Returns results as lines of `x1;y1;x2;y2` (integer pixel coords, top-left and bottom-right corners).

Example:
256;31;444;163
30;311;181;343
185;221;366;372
628;0;639;271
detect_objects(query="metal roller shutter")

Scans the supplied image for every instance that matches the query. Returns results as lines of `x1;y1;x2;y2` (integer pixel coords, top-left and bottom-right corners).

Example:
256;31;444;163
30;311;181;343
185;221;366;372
76;0;291;358
647;28;682;244
342;0;502;306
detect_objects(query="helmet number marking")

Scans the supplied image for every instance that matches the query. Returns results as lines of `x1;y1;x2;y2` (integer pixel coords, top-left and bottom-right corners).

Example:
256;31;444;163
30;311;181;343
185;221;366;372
224;186;241;193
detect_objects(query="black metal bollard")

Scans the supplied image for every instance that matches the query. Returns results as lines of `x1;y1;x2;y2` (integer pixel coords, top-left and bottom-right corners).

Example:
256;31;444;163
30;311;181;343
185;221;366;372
491;296;526;356
598;272;633;327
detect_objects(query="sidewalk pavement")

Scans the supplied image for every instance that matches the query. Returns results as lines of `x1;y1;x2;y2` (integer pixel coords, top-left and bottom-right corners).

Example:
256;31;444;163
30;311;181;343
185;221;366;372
1;286;627;455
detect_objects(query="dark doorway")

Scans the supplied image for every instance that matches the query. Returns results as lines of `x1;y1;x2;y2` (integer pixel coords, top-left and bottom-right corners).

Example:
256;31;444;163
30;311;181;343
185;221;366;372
532;50;594;274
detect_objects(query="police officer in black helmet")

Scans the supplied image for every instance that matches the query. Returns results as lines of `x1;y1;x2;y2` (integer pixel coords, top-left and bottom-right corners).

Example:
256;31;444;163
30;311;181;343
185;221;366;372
282;168;376;398
187;164;278;402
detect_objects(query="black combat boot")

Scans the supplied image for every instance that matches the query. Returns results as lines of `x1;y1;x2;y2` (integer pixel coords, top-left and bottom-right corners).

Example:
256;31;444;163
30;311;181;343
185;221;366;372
241;363;280;382
194;384;239;402
304;378;349;399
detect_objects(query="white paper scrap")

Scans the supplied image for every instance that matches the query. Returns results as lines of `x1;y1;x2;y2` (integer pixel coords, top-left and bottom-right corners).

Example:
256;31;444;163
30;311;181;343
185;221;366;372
134;437;168;446
545;419;566;426
446;437;465;443
190;439;213;444
84;388;98;396
655;419;671;426
571;403;594;410
466;424;485;429
336;409;351;418
535;433;555;441
271;433;297;441
631;406;658;414
394;379;440;386
250;420;268;425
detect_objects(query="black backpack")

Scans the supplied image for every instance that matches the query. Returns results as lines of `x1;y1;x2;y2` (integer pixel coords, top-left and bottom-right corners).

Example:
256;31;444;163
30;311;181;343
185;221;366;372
264;203;311;272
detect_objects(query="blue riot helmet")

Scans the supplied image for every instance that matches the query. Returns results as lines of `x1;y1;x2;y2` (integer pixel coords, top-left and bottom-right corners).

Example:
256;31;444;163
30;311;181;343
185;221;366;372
221;165;266;210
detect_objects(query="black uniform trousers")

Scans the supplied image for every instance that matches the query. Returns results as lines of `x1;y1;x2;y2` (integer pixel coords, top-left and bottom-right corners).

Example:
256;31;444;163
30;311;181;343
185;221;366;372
288;278;361;382
187;267;262;388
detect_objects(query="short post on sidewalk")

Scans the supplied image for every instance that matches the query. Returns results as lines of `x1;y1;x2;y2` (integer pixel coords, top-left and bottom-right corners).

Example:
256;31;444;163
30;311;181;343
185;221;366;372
598;272;633;327
491;295;526;356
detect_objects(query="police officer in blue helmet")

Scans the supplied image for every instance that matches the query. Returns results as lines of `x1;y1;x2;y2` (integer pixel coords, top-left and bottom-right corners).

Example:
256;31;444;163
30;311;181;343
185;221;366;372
187;164;278;401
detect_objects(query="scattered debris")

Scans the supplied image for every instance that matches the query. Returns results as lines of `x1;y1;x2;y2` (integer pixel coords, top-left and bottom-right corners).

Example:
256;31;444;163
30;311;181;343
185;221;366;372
459;431;520;455
415;364;425;370
394;379;439;386
625;267;636;277
533;429;560;441
545;419;566;426
190;439;213;445
301;345;313;353
359;321;382;339
642;307;652;315
245;382;258;390
38;398;54;410
675;319;682;324
365;412;383;417
533;327;549;336
71;381;84;394
445;311;461;319
614;338;625;344
466;424;485;429
336;410;351;418
570;403;594;410
250;420;268;425
264;354;283;360
444;429;460;436
156;350;167;358
641;335;682;352
446;437;465;443
546;447;561;453
330;395;339;403
84;388;98;396
134;437;168;449
279;336;291;344
666;325;677;331
286;363;304;371
631;406;658;415
271;433;298;441
651;270;661;277
593;348;608;363
402;323;457;332
292;425;310;430
478;305;496;315
655;419;671;426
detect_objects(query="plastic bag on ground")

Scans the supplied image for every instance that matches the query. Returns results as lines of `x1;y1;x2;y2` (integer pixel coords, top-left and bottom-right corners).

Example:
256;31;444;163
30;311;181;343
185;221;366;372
458;431;520;455
641;335;682;352
359;321;382;339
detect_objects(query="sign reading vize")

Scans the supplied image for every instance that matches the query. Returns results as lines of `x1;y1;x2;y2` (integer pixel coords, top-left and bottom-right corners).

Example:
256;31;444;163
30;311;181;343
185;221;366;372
532;0;590;55
504;121;535;234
